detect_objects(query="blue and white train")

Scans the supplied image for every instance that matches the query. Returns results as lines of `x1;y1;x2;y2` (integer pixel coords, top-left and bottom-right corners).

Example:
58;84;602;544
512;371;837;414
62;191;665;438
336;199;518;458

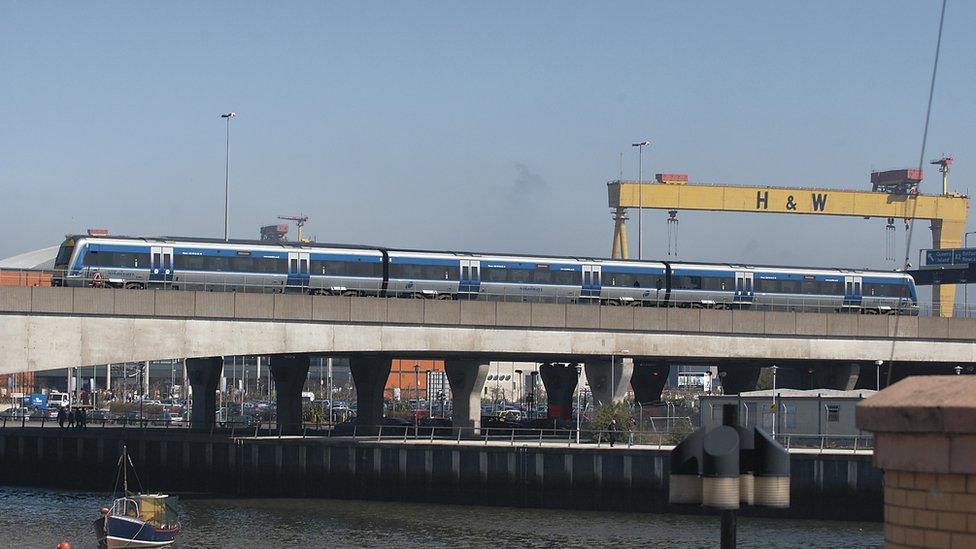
52;235;919;314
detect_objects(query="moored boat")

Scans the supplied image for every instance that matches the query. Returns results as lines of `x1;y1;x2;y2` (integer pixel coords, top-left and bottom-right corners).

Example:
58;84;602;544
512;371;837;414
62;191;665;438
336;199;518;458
93;444;181;548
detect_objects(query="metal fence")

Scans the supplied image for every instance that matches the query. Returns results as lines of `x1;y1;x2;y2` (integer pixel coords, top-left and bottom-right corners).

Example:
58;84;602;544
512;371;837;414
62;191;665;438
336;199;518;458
0;416;874;454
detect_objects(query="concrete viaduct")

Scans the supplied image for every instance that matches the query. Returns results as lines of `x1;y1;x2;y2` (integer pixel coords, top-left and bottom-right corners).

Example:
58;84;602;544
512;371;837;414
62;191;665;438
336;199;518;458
2;286;974;433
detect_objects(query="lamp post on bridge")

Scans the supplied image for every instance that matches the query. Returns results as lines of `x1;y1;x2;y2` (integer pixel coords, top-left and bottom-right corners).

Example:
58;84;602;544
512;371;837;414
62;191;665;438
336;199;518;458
771;365;778;438
875;360;883;391
631;140;651;260
219;112;236;242
414;363;420;428
575;363;582;444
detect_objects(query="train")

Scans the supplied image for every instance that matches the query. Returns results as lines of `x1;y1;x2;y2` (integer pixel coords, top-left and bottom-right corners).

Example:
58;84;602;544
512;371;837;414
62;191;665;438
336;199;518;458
51;234;918;314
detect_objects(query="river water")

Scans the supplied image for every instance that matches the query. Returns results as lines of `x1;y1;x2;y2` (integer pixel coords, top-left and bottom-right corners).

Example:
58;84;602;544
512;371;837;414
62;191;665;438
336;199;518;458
0;486;881;548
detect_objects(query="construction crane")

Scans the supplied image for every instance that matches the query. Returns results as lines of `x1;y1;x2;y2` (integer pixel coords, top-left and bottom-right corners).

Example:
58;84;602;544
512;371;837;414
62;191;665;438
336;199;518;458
278;214;312;243
607;175;969;317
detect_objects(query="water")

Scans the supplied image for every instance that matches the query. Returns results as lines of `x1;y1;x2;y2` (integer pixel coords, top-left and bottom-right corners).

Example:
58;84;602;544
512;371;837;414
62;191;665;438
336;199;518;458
0;486;882;548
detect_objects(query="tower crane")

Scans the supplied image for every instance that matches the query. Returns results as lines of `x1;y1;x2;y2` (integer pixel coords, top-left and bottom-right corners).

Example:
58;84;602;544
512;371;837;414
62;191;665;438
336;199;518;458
278;214;312;243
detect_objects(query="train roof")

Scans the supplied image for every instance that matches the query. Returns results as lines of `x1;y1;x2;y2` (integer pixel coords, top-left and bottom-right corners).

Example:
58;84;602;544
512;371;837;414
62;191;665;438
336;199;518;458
61;234;911;277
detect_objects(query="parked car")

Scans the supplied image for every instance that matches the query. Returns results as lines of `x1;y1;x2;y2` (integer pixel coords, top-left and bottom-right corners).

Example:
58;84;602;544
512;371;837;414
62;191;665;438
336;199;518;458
1;407;31;420
89;409;114;422
225;414;259;427
29;407;59;420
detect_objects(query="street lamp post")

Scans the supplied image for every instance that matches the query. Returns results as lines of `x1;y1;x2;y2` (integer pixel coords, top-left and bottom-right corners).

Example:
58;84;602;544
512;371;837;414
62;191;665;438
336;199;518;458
631;140;651;260
514;369;523;414
875;360;883;391
220;112;236;241
414;364;420;427
575;363;582;444
771;365;778;437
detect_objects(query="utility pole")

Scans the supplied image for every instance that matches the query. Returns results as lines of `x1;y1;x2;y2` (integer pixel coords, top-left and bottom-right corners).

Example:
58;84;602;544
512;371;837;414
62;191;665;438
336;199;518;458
220;112;236;241
631;140;651;259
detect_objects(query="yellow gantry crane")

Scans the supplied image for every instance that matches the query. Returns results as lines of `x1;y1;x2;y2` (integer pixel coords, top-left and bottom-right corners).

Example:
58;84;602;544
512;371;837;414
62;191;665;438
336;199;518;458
607;174;969;317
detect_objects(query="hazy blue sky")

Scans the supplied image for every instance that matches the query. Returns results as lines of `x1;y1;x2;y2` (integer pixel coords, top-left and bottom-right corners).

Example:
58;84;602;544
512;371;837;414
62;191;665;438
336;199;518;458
2;1;974;290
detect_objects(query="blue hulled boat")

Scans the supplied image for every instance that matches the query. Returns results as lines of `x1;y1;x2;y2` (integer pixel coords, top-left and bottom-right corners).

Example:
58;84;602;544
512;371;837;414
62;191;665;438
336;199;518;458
94;445;181;548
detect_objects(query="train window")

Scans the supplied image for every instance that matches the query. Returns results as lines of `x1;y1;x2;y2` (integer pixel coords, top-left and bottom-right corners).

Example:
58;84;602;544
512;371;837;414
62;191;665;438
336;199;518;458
780;280;800;293
755;279;779;293
701;277;730;291
819;281;842;295
174;255;205;270
863;283;908;298
300;259;308;273
602;271;662;288
313;260;382;278
152;253;161;268
389;263;458;280
550;270;579;285
83;250;150;269
481;267;507;283
462;266;469;280
675;276;701;290
290;259;298;273
801;280;818;294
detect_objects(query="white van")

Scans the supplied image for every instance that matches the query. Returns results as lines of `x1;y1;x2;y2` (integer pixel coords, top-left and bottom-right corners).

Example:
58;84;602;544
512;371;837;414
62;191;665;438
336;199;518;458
48;391;71;408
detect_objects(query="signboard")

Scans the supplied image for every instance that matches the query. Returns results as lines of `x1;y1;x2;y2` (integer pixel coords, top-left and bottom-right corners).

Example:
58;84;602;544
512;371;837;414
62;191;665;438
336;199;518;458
30;393;48;408
924;248;976;267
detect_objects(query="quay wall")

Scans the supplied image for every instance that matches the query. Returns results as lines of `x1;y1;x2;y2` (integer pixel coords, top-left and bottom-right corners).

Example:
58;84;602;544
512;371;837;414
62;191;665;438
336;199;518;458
0;428;882;521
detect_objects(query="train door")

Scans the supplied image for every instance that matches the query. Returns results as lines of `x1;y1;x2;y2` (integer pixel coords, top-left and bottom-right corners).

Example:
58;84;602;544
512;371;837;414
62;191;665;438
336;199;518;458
581;264;602;300
734;272;754;304
149;246;174;286
459;259;481;298
287;251;310;292
844;275;862;307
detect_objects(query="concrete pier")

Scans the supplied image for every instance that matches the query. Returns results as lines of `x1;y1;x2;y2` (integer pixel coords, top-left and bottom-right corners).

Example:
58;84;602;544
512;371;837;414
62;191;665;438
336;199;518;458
585;358;633;406
539;363;579;419
444;358;490;431
271;354;311;435
630;360;670;404
349;355;392;431
186;356;222;430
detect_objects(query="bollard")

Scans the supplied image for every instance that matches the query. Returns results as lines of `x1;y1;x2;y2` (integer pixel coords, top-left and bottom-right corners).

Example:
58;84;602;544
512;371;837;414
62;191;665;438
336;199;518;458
754;429;790;508
701;426;740;510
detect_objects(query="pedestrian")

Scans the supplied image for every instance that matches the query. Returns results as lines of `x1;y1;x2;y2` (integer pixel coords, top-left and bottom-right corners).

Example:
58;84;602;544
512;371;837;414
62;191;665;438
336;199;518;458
57;406;67;429
628;417;637;446
608;418;618;448
67;407;75;428
79;407;87;428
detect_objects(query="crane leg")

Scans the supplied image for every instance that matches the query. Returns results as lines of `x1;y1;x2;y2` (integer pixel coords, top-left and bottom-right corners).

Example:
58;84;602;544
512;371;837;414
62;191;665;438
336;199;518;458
930;219;964;317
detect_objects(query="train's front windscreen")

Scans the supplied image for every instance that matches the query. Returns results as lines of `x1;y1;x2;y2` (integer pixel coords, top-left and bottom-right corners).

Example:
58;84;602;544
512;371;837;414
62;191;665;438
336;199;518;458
54;240;75;270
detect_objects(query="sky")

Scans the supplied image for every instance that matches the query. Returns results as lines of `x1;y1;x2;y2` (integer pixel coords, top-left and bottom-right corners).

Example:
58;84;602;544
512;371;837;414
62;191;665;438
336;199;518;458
2;1;974;299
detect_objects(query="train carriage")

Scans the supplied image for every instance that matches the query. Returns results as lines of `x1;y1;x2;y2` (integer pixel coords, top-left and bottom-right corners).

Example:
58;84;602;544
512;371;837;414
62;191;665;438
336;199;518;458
52;234;918;314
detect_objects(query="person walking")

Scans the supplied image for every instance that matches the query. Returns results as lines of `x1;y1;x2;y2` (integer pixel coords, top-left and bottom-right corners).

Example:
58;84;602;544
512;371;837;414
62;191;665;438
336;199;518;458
67;407;75;428
57;406;67;429
79;407;87;429
607;418;618;448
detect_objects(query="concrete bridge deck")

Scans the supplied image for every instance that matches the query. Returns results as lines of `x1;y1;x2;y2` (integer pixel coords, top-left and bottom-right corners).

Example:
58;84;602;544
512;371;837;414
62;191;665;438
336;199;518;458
1;286;974;374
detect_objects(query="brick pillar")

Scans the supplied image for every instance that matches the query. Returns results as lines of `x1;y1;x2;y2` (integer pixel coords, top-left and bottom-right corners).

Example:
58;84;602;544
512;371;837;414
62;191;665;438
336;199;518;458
856;375;976;549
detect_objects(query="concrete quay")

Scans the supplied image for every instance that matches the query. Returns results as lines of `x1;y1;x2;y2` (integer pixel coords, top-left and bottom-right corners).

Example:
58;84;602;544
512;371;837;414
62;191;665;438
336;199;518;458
0;427;882;521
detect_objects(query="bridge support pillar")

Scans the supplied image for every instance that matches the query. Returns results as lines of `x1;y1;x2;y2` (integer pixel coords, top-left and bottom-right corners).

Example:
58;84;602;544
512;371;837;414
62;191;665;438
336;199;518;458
540;363;580;420
444;358;490;433
350;355;392;433
186;356;223;430
718;364;760;394
585;357;634;407
630;360;670;404
270;354;311;435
